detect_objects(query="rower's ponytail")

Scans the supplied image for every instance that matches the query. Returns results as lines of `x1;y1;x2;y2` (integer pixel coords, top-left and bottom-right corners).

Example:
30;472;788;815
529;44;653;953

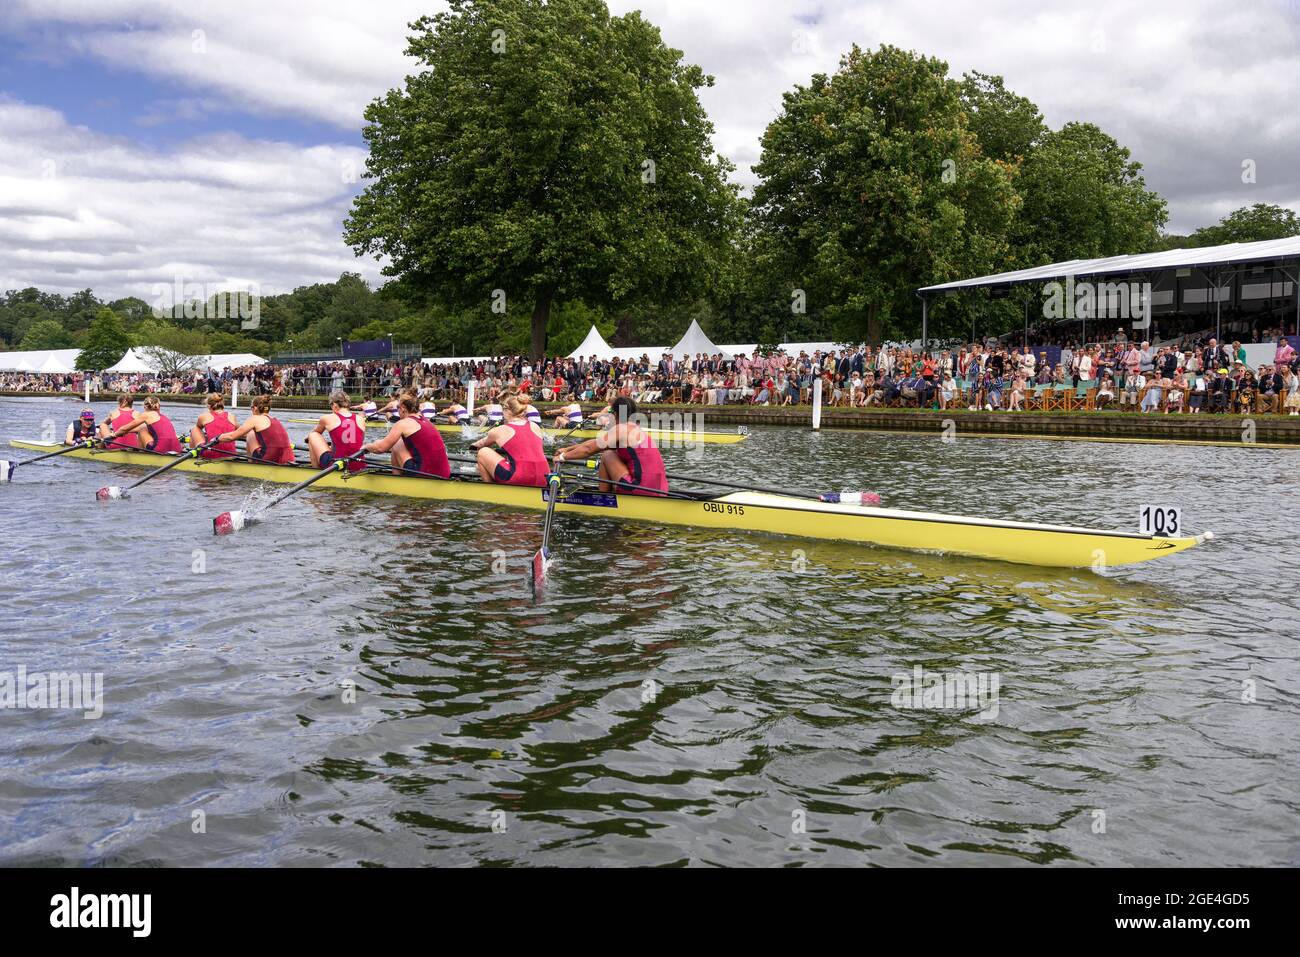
144;395;161;411
206;392;225;411
500;391;528;419
251;395;272;414
398;395;420;414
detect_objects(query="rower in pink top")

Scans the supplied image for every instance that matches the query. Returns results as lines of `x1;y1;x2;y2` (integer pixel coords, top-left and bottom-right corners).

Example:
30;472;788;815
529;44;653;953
307;389;368;473
551;396;668;495
472;392;549;487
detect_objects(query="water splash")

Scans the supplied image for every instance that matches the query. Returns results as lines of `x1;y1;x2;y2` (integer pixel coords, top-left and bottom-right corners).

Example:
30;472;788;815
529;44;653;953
238;484;282;524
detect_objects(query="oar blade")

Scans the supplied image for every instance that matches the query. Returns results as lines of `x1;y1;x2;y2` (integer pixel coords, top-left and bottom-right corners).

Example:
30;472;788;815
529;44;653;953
213;510;246;536
0;461;13;483
530;547;551;593
96;486;125;501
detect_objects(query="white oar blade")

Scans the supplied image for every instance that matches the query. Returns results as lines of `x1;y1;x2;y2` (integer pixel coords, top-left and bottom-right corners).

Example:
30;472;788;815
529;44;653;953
212;510;246;536
0;461;12;483
95;486;124;501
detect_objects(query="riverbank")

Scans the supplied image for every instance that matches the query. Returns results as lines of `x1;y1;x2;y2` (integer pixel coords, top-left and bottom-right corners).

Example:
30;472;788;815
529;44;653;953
6;390;1299;446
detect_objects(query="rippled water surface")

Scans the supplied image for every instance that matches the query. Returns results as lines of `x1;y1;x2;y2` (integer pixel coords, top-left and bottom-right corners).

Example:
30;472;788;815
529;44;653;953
1;396;1297;866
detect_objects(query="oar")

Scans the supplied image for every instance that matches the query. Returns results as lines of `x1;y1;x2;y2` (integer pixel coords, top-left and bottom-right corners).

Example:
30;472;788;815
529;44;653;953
555;463;701;501
0;441;89;483
97;440;219;500
556;457;880;505
553;416;595;442
531;472;562;595
212;450;367;535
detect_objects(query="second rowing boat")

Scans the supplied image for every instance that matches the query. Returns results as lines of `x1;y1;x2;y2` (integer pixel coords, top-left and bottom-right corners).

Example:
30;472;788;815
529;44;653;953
286;418;748;444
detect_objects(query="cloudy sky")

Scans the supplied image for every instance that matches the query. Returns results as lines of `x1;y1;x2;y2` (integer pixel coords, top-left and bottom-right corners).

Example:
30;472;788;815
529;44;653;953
1;0;1298;302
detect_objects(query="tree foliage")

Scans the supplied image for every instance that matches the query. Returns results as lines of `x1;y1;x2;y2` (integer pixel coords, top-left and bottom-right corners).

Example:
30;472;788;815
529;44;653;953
344;0;742;358
19;319;72;351
1187;203;1300;247
75;308;131;370
750;45;1021;344
1013;122;1167;266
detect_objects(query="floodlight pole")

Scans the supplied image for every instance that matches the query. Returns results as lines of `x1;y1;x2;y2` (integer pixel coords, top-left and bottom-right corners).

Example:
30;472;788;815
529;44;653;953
920;294;928;355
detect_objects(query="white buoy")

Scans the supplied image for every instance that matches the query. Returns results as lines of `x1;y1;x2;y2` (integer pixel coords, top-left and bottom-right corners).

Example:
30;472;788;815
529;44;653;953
812;378;823;431
231;381;239;410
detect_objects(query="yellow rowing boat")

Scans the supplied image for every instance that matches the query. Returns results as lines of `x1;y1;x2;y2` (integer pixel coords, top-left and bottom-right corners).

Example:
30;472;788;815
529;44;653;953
8;439;1211;568
286;417;748;444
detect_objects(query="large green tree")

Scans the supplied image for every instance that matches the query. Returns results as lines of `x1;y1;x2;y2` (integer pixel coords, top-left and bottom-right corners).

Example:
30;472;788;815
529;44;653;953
750;44;1021;344
959;71;1045;165
1014;122;1167;265
19;319;72;350
76;308;131;370
344;0;741;359
1188;203;1300;246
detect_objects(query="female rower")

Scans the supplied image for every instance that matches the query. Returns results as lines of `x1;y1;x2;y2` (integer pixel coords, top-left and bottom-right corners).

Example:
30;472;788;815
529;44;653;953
521;395;544;428
98;395;140;449
441;401;472;426
363;394;450;477
307;389;367;471
475;397;505;428
472;392;548;487
552;402;584;429
190;392;239;459
103;395;182;453
66;409;97;445
551;396;667;495
217;394;295;464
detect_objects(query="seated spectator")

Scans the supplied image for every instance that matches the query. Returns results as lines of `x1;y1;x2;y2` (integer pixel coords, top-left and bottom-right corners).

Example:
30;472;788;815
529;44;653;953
1008;374;1026;411
1285;367;1300;415
1140;376;1164;413
1208;368;1233;412
1257;364;1283;414
1095;373;1116;409
1166;373;1186;413
939;371;957;410
1121;371;1145;409
985;372;1004;410
1236;368;1257;414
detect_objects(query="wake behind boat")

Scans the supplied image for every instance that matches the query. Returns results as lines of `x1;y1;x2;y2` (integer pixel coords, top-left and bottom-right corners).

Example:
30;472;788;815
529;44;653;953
7;439;1212;568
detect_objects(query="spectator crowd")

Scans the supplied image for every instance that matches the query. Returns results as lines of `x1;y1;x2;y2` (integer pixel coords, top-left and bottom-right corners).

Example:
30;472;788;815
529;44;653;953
3;331;1298;416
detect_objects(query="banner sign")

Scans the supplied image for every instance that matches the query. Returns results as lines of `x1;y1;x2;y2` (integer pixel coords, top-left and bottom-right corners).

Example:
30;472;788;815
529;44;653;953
342;339;392;360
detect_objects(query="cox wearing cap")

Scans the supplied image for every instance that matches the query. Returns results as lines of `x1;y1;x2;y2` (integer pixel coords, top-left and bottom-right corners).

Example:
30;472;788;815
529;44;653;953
66;409;97;445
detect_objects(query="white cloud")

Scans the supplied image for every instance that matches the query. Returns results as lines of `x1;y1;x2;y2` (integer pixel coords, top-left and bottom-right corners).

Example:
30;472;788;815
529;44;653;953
0;98;379;301
3;0;1300;301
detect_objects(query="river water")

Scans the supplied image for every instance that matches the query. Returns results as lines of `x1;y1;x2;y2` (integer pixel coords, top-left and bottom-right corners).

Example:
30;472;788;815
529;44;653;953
0;396;1295;866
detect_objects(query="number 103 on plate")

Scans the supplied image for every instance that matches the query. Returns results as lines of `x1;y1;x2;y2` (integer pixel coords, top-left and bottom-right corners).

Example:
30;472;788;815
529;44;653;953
1139;505;1181;536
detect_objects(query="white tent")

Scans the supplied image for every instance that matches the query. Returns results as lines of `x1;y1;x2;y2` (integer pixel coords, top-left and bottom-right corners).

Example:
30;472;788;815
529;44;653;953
105;348;159;374
0;348;81;372
567;325;618;360
195;353;265;372
37;353;76;374
669;319;730;359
